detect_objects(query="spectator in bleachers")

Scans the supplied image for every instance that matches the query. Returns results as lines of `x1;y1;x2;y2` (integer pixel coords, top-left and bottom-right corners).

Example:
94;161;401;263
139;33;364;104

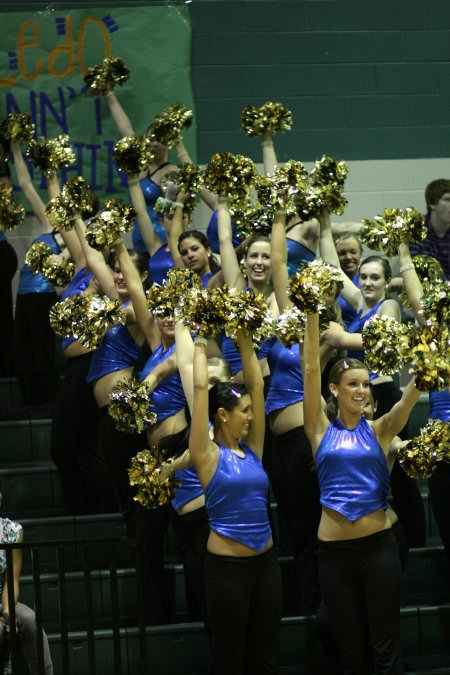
409;178;450;279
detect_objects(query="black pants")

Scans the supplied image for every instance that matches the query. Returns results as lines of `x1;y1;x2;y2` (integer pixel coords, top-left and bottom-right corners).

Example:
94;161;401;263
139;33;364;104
205;548;282;675
315;520;409;675
319;529;404;675
51;353;116;514
0;239;17;377
176;506;210;621
14;292;60;404
270;425;322;614
373;381;426;548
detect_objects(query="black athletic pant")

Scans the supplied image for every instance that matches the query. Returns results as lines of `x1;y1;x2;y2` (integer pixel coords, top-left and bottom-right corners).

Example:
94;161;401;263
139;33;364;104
319;529;404;675
205;547;282;675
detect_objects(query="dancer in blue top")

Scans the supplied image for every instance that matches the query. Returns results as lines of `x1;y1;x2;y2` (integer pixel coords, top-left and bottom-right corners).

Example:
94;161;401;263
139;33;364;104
189;328;281;674
333;231;363;327
105;88;177;251
303;303;420;675
319;209;427;548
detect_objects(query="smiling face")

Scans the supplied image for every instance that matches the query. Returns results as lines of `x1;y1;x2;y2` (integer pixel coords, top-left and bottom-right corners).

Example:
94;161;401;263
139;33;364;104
358;260;389;304
220;393;253;439
113;261;129;300
178;235;210;276
157;315;175;341
244;240;271;285
329;368;370;416
335;236;362;278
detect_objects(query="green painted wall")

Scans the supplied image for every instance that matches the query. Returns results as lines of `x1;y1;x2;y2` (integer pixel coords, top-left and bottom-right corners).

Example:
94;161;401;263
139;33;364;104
3;1;450;163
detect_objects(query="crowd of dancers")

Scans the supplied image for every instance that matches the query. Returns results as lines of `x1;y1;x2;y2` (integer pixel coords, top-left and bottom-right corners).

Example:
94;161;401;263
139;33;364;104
0;81;449;675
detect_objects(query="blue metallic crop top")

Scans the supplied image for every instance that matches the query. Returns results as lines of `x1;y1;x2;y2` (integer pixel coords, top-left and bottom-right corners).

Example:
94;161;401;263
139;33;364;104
286;238;315;277
315;416;390;521
265;340;303;414
139;342;186;421
149;245;173;285
86;308;140;385
18;233;61;295
132;176;167;252
60;267;94;350
221;335;276;376
172;467;204;511
429;389;450;422
205;442;271;551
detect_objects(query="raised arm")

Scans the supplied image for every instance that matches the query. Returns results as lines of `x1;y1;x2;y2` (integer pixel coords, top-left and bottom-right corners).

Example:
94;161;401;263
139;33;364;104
12;142;51;231
261;130;278;176
398;242;425;323
45;173;85;268
374;377;421;448
105;90;135;137
189;337;218;484
128;174;163;256
270;209;292;312
217;197;245;289
167;194;186;269
237;329;265;457
318;208;361;311
74;218;117;298
113;240;161;350
303;313;330;451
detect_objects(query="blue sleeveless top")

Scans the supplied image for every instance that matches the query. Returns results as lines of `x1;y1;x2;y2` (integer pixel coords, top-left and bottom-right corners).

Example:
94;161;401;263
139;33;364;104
286;238;315;277
221;335;276;376
86;303;140;385
338;273;359;327
205;442;271;551
149;245;173;285
60;267;94;350
18;233;61;295
315;416;390;521
429;389;450;422
172;467;204;511
132;176;167;252
265;340;304;414
139;342;186;421
206;210;242;255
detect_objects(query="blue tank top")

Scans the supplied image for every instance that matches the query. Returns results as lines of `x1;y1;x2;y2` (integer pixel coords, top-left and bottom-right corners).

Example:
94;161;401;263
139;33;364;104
132;176;167;252
149;245;173;285
338;273;359;327
86;304;140;384
286;238;315;277
315;416;390;521
206;210;242;255
60;267;94;350
17;233;61;295
139;342;186;421
205;442;271;551
429;389;450;422
265;340;304;414
172;467;204;511
221;335;276;376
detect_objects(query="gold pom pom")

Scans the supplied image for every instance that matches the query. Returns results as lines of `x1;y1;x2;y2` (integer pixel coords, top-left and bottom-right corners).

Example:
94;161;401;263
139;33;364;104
179;286;229;338
0;113;35;144
113;135;154;175
289;260;343;314
25;241;52;273
223;287;274;347
361;315;409;376
397;419;450;478
0;183;25;231
109;377;156;433
84;56;130;97
26;134;76;177
150;102;193;148
360;207;426;258
49;293;87;337
418;281;450;328
73;294;127;349
46;177;96;230
41;257;75;287
163;163;204;216
241;102;292;137
399;256;444;309
403;324;450;392
85;198;136;250
128;447;179;509
274;307;306;347
203;152;257;202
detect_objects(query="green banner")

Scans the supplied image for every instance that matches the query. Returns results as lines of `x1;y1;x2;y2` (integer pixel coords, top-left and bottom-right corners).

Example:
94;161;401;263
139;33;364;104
0;4;195;202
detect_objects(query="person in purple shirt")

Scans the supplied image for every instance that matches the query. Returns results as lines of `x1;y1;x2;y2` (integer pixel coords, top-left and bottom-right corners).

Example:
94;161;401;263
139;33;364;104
409;178;450;279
